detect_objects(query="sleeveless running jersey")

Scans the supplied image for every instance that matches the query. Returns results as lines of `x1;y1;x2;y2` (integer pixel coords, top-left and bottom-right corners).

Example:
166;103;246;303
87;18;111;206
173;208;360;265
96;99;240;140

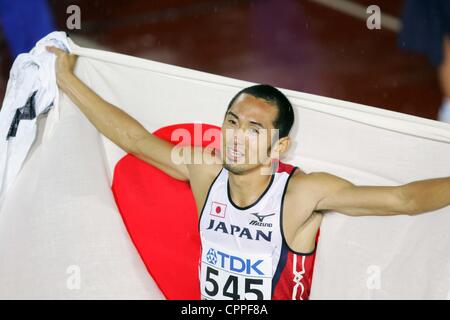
198;162;319;300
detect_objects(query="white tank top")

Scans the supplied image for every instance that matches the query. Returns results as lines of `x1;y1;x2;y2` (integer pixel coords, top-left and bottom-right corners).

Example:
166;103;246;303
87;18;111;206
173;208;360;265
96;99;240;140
198;164;318;300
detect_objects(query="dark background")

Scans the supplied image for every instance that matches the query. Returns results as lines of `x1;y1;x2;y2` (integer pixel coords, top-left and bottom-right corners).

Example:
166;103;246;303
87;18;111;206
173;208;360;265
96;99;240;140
0;0;441;120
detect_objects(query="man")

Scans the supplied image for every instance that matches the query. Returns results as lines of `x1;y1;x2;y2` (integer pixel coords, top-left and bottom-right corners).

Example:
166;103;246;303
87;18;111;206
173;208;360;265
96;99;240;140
47;46;450;300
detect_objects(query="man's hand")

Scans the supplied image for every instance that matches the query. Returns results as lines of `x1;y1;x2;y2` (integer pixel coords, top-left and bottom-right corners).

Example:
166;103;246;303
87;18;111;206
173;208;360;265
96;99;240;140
46;46;78;88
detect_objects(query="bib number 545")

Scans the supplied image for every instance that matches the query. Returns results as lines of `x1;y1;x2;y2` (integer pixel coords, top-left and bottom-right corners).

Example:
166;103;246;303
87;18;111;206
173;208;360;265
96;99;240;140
204;266;265;300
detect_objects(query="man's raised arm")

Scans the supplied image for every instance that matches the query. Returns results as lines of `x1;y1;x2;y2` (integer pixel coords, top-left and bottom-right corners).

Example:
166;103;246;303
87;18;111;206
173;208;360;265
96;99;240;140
310;172;450;216
47;46;189;181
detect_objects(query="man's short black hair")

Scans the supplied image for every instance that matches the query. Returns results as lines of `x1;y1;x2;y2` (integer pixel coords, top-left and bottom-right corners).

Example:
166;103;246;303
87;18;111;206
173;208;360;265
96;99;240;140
226;84;294;138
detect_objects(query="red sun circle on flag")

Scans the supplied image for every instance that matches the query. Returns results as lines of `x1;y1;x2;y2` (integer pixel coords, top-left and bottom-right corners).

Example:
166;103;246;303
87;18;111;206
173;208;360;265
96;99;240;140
111;123;221;300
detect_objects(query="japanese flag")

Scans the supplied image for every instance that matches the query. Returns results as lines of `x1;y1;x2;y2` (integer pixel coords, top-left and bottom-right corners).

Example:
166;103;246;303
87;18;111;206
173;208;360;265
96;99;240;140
0;37;449;300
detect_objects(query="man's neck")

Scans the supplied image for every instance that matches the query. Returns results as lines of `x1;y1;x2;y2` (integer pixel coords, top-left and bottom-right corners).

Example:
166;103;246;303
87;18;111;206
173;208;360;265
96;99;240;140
228;165;274;208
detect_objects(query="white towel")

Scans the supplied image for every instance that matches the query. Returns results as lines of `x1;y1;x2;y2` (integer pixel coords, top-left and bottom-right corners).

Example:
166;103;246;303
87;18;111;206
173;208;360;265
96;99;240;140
0;31;71;206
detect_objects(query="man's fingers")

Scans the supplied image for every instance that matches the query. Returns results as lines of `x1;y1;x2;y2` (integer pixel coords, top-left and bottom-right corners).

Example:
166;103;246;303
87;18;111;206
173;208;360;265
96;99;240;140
46;46;64;56
45;46;58;55
45;46;78;78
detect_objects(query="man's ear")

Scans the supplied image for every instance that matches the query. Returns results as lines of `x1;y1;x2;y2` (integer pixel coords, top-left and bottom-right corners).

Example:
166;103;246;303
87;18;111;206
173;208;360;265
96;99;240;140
270;136;290;159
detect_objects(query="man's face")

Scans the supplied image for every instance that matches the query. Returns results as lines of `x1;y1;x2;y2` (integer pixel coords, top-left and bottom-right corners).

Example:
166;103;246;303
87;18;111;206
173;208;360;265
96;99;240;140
221;93;283;175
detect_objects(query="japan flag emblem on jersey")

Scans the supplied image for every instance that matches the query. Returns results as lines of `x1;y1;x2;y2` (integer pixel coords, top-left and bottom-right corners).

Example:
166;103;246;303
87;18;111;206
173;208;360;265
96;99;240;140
210;201;226;218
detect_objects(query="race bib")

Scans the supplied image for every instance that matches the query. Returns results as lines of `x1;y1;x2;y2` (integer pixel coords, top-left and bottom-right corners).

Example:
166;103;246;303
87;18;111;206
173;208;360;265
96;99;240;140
200;241;272;300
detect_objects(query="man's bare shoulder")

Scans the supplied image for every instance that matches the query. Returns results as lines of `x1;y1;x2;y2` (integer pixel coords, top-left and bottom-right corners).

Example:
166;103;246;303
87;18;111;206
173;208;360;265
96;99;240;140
289;169;314;187
286;169;328;205
283;169;324;236
289;170;333;189
186;146;223;182
287;170;355;213
186;147;223;212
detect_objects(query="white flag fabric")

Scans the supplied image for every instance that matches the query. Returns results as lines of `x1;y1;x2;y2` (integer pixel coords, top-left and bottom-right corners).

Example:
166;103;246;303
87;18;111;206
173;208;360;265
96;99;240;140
0;38;449;299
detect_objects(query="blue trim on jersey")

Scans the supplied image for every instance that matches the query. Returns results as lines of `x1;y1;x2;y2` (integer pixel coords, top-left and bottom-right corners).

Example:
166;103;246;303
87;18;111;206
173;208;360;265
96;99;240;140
271;240;288;296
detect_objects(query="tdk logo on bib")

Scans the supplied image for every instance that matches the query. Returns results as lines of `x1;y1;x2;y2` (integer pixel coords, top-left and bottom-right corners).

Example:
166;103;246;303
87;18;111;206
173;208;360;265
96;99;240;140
206;247;264;275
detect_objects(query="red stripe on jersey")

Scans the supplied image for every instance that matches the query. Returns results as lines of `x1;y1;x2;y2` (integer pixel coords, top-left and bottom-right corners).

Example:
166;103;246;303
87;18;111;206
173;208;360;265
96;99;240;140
272;232;320;300
272;160;320;300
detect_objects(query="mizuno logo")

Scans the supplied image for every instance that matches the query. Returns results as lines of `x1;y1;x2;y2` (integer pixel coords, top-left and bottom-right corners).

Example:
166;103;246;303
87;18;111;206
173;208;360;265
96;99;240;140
249;220;272;227
249;212;275;222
